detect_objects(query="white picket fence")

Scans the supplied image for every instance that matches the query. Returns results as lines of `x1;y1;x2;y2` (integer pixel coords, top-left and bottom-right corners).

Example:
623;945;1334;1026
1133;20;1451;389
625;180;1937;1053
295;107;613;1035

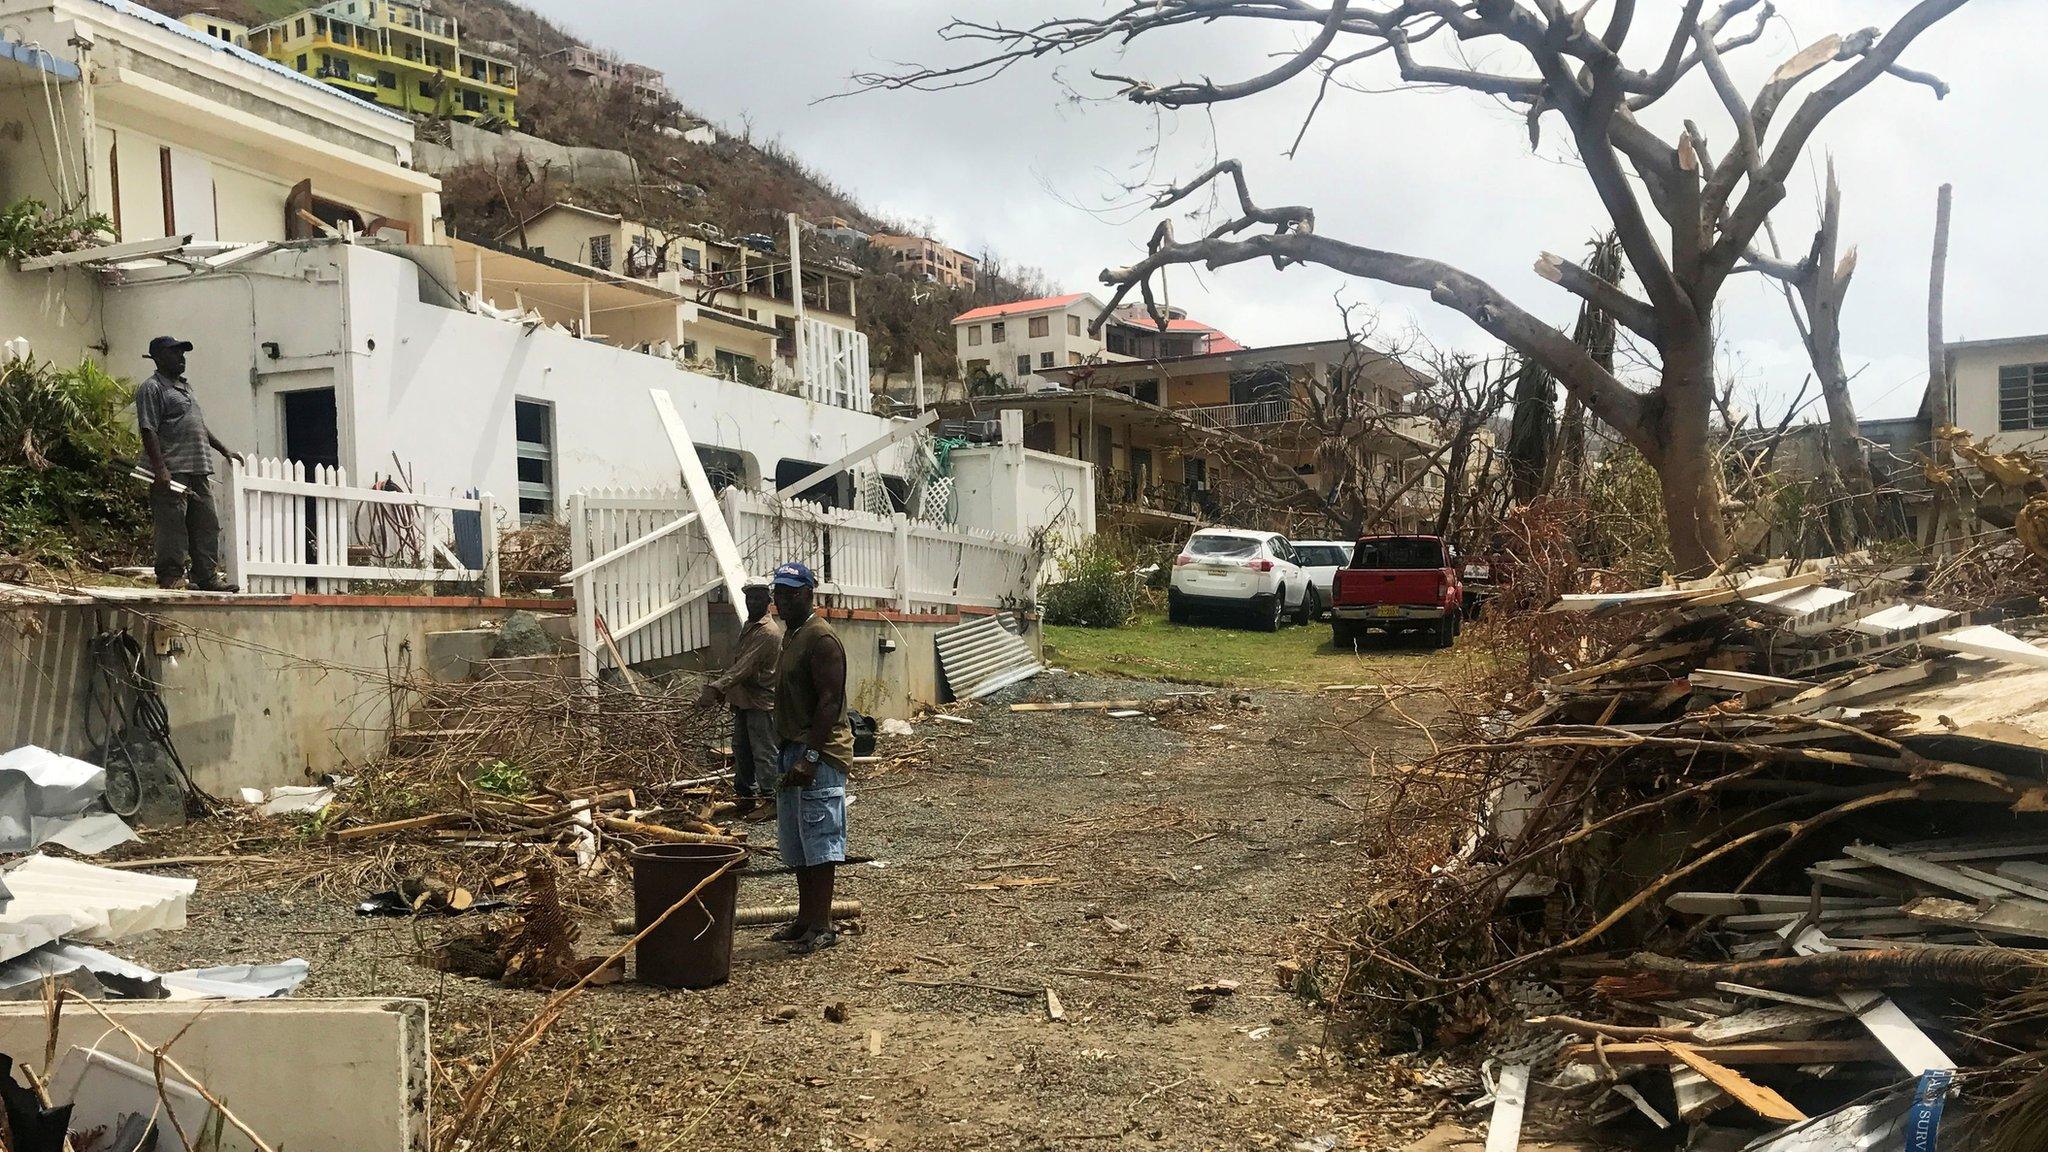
565;484;1041;679
226;457;499;595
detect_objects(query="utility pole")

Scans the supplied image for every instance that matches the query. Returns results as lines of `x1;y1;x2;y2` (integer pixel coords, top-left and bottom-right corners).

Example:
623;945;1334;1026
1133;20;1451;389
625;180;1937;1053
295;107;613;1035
1923;184;1953;549
788;211;806;393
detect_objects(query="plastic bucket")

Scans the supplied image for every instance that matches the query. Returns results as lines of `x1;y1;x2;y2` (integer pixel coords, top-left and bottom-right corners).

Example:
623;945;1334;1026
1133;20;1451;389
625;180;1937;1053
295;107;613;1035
630;842;748;989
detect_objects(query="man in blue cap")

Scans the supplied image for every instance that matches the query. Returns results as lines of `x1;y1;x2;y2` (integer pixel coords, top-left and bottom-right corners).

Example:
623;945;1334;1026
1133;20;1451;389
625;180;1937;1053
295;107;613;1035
766;560;853;954
136;336;241;590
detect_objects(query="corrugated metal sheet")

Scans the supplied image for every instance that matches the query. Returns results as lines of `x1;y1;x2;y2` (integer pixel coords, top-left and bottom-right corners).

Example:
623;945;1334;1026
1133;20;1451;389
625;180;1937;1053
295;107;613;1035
0;855;195;961
935;612;1041;701
0;604;97;758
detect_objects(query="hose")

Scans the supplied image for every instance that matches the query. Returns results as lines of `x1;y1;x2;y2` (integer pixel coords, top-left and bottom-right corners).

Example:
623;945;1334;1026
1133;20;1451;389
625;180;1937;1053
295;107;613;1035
83;630;218;818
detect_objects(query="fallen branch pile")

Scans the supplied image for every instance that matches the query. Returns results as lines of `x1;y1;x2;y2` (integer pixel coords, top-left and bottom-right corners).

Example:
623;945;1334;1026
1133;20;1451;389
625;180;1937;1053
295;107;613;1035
1327;555;2048;1150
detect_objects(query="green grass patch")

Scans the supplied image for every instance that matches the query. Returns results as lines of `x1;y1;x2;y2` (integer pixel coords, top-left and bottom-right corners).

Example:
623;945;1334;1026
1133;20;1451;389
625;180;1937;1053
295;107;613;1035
1044;609;1485;690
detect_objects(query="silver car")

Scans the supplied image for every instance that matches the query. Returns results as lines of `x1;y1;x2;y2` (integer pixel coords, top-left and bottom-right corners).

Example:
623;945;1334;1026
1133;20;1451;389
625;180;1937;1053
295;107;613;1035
1291;540;1355;620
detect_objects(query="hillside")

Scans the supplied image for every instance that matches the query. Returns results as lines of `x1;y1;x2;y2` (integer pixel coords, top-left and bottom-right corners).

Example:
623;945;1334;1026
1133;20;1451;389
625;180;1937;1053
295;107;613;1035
145;0;1052;383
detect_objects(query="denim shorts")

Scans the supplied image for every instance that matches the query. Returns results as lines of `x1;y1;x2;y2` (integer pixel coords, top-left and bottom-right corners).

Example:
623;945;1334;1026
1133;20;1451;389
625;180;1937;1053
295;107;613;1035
772;744;847;868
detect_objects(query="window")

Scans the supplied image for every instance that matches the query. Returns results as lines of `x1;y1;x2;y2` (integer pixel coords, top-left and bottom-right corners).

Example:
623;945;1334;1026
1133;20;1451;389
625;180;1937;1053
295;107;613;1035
378;70;397;88
1999;363;2048;431
295;17;306;36
587;235;613;270
295;53;308;71
418;81;433;97
967;325;982;347
1067;314;1082;337
1016;355;1032;377
1039;351;1055;369
514;399;556;522
991;321;1006;342
1068;352;1082;365
1028;315;1050;338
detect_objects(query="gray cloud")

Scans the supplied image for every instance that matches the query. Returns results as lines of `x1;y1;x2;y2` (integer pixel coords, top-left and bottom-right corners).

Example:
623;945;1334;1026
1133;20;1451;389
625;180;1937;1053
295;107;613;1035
526;1;2041;419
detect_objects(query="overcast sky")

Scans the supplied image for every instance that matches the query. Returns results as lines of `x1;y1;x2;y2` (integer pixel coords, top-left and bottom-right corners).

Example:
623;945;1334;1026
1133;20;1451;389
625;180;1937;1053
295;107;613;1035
526;0;2039;420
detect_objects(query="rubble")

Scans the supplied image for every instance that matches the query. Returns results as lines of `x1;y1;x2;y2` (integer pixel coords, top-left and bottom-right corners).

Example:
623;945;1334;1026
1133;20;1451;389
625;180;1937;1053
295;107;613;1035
1331;557;2048;1150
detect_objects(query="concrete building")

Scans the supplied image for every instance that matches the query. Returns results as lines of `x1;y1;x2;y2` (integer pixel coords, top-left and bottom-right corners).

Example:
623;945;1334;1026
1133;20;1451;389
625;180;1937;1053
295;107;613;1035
500;204;866;397
0;0;440;255
248;0;519;126
542;44;668;104
942;338;1445;540
177;11;247;46
952;295;1242;392
1941;332;2048;455
873;233;977;290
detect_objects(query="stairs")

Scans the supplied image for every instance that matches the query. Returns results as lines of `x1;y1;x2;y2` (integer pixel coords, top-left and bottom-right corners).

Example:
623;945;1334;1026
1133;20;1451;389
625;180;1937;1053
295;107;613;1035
388;613;581;757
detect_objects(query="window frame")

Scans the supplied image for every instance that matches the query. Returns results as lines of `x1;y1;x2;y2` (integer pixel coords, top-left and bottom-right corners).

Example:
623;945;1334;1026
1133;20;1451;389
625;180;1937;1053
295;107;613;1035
1028;315;1050;338
1998;363;2048;431
513;398;557;523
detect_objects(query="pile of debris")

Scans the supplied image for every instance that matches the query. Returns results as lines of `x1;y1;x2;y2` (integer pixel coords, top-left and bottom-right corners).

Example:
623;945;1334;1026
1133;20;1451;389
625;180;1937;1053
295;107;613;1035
1335;558;2048;1151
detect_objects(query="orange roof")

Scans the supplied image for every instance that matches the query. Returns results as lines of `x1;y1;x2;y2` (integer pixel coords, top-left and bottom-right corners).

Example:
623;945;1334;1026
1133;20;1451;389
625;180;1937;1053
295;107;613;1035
1164;317;1244;353
952;293;1089;324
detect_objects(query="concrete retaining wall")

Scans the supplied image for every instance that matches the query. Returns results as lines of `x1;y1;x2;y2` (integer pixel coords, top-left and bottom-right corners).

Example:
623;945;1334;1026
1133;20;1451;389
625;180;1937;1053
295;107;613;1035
0;997;429;1151
415;122;639;186
0;595;570;793
705;605;1039;719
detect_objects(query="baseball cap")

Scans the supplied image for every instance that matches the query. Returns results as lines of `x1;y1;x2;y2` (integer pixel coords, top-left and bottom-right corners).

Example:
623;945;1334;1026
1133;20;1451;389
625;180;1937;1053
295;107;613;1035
770;562;816;589
146;336;193;358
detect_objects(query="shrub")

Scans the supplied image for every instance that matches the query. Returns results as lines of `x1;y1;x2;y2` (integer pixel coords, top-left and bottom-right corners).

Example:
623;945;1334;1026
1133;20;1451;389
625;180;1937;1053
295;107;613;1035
1041;532;1144;628
0;356;148;568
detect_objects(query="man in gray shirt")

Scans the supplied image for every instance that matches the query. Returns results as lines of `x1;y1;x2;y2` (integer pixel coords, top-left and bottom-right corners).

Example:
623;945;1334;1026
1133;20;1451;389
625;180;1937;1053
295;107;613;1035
697;581;785;819
136;336;241;591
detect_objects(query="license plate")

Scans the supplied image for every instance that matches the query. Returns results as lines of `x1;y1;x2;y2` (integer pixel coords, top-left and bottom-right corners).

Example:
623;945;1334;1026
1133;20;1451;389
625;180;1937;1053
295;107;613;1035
1202;563;1233;574
1376;605;1400;618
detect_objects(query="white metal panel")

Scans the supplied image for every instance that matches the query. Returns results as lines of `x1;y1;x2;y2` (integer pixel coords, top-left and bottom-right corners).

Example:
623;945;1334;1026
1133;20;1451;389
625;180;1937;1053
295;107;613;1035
935;612;1042;701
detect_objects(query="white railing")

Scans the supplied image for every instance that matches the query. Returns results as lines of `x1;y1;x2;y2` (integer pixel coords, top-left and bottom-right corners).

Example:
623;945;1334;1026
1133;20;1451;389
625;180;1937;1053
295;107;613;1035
798;316;872;413
565;491;722;680
1181;396;1299;429
226;457;499;595
563;484;1041;680
724;488;1039;613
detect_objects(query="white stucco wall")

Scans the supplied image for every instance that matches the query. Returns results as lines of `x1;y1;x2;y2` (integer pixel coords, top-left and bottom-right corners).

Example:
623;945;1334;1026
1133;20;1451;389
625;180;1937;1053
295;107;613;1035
949;442;1094;581
1950;336;2048;455
0;265;103;369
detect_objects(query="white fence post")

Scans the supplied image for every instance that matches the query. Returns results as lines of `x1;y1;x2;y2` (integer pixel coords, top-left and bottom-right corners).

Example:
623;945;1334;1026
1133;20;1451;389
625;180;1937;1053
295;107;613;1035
891;512;913;613
479;493;501;598
220;458;245;591
228;455;496;594
569;492;598;689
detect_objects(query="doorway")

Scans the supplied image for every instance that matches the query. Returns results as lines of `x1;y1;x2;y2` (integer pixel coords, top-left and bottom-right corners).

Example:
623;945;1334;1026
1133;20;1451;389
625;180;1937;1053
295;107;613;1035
280;388;339;470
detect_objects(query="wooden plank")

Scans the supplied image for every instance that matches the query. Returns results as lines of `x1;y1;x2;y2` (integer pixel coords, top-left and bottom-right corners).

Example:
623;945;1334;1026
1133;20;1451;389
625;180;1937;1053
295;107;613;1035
1764;660;1947;715
1903;896;2048;941
1667;893;1888;916
1926;625;2048;668
1559;1041;1880;1066
1689;571;1827;608
650;390;751;623
779;411;938;500
1655;1042;1807;1124
1711;983;1866;1014
1693;1005;1845;1045
1009;699;1150;713
19;232;192;270
1483;1063;1529;1152
1839;844;2012;901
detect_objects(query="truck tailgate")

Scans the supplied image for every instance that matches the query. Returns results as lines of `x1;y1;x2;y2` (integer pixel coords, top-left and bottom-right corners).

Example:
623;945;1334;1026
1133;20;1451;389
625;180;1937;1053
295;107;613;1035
1334;568;1442;607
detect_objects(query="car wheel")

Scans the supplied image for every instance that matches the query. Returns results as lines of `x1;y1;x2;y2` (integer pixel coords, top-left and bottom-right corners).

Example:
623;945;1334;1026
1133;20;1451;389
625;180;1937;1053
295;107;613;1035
1431;615;1456;649
1252;593;1282;633
1296;585;1318;625
1332;620;1358;648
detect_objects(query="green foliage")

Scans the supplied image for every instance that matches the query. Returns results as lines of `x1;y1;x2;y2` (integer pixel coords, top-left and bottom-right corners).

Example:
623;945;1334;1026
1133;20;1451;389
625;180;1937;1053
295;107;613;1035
1040;533;1145;629
473;759;532;797
0;198;114;262
0;356;148;568
1579;445;1673;584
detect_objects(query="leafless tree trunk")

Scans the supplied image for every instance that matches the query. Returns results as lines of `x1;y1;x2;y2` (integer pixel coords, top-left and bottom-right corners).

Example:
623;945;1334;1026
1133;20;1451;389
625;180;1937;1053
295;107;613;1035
1922;183;1955;547
862;1;1968;573
1542;234;1625;497
1504;356;1554;505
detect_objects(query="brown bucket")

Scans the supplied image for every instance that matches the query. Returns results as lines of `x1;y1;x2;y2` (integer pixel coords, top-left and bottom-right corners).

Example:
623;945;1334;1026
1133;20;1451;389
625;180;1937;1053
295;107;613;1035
630;842;748;988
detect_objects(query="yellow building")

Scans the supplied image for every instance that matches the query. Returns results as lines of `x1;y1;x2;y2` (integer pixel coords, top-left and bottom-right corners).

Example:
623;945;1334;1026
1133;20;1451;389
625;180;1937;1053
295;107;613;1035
248;2;518;126
178;12;249;47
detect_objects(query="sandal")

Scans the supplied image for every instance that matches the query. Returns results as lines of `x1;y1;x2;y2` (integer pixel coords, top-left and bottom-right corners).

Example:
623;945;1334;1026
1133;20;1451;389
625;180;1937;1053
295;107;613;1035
767;920;809;942
788;928;839;955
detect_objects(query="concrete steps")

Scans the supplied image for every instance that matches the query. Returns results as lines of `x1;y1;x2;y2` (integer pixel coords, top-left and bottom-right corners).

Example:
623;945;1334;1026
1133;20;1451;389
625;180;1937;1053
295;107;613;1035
396;612;581;758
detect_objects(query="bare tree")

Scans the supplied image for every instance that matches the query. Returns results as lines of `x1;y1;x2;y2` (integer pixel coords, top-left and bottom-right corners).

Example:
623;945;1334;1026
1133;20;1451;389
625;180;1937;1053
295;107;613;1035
860;1;1967;572
1746;159;1881;540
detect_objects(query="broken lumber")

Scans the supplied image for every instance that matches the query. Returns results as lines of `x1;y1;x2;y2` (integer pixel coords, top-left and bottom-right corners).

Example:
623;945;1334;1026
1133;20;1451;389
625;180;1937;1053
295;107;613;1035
1560;1040;1882;1066
1008;699;1149;713
1482;1063;1529;1152
1904;896;2048;941
597;816;740;845
1655;1042;1807;1123
331;812;465;841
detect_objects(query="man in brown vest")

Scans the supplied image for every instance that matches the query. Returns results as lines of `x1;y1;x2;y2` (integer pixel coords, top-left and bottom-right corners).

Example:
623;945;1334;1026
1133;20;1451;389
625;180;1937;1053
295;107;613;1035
768;561;853;954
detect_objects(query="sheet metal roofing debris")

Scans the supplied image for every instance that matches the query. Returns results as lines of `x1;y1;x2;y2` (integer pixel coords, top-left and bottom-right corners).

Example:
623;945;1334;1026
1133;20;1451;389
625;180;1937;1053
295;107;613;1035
0;746;139;856
1394;558;2048;1151
936;612;1043;700
0;855;194;960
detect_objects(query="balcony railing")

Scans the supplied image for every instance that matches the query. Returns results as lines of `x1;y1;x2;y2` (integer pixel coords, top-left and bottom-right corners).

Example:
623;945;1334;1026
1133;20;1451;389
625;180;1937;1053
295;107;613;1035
1180;396;1300;430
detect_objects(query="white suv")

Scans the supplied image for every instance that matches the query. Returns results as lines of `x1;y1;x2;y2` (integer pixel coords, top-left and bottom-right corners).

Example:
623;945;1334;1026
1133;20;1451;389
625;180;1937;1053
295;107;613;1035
1167;529;1312;631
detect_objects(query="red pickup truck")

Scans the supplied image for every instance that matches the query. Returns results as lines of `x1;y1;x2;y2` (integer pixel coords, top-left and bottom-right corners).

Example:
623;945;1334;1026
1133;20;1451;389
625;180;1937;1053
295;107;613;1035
1330;535;1464;648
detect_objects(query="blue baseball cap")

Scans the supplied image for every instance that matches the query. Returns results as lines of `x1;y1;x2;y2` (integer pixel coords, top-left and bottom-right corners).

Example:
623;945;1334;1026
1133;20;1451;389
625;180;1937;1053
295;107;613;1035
771;561;816;589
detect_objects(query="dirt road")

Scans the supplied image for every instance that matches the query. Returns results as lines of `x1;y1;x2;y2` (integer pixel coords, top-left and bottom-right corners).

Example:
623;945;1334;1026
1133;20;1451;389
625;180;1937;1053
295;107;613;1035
127;671;1433;1150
